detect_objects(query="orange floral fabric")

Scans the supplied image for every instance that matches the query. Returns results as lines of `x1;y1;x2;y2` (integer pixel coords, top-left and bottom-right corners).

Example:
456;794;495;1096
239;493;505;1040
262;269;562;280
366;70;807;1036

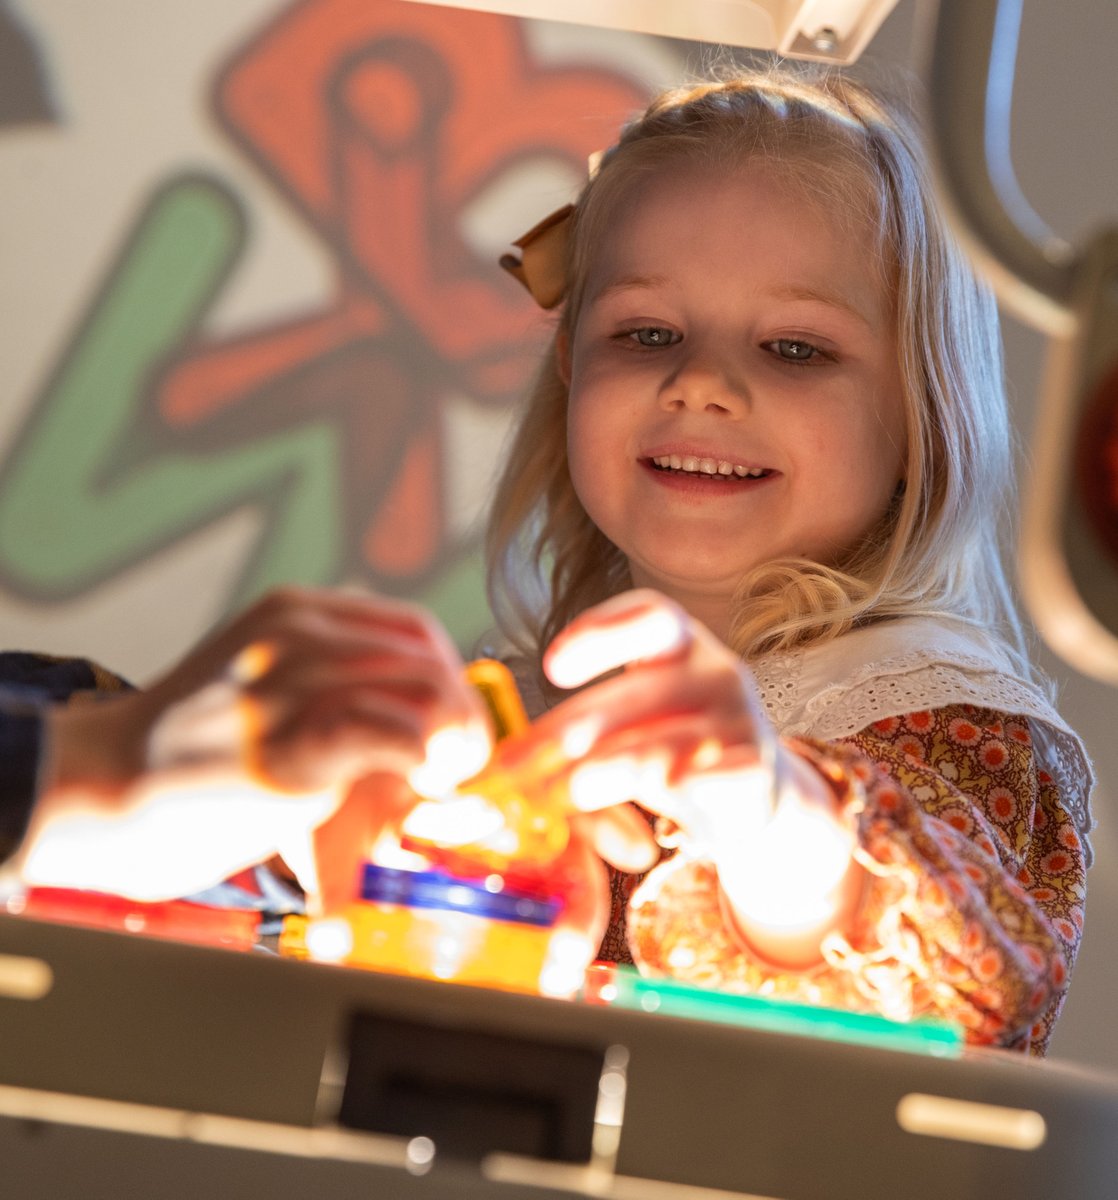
607;704;1083;1056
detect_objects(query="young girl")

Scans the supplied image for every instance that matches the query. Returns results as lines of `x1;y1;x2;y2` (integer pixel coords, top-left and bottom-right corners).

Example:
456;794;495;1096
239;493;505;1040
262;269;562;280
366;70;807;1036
486;64;1093;1056
7;64;1088;1061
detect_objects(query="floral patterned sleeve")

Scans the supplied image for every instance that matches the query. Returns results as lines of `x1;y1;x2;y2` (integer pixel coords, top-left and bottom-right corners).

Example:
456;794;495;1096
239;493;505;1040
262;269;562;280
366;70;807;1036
619;704;1083;1056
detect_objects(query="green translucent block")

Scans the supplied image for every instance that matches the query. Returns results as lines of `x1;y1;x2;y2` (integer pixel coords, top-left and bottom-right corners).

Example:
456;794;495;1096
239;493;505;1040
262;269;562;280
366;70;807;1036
596;965;964;1058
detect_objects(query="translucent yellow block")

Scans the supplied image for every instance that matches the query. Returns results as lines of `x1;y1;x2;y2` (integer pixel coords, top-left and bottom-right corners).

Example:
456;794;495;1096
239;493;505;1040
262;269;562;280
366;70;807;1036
404;659;571;876
281;865;563;996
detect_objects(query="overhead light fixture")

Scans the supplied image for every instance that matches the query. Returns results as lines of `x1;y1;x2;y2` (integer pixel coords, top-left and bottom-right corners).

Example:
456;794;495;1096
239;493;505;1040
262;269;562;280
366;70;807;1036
401;0;900;64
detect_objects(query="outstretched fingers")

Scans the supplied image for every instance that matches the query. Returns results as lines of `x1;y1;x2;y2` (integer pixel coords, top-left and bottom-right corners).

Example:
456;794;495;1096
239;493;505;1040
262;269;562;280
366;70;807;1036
544;589;692;688
147;587;490;796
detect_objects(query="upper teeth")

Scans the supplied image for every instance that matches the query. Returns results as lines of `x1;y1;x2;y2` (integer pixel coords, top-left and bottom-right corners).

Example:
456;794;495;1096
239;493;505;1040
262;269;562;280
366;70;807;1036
653;455;766;477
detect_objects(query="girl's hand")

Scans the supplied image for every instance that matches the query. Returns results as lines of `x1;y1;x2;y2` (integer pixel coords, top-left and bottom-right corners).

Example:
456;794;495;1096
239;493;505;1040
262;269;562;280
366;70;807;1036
19;587;491;905
535;589;864;969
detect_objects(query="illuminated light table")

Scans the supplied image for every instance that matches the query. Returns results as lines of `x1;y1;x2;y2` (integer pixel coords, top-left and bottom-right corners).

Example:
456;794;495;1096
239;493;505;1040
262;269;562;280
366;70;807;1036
1;911;1116;1200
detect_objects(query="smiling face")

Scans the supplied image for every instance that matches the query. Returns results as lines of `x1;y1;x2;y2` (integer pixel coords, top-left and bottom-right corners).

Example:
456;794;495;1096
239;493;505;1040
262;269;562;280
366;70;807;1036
563;160;907;639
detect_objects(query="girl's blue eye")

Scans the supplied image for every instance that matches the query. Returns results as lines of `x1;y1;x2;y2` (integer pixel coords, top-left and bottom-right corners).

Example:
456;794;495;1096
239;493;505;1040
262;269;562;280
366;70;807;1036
769;338;822;363
628;327;678;347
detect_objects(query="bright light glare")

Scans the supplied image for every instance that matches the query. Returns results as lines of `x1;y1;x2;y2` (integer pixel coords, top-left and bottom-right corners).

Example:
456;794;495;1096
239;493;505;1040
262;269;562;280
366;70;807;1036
401;795;505;846
369;835;432;871
20;776;338;902
691;738;722;771
538;930;594;998
718;789;856;931
228;639;277;685
547;605;687;688
559;716;600;761
408;722;491;798
304;917;354;963
430;912;476;979
568;754;671;813
678;766;773;849
568;757;641;812
405;1136;436;1175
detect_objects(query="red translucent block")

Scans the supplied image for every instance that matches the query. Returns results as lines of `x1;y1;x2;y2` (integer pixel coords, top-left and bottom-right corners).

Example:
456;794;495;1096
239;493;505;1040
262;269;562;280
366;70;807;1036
13;888;260;950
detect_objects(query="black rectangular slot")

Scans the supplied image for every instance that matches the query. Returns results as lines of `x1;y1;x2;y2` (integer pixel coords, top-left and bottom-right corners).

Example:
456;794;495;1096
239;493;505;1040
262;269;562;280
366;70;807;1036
336;1011;604;1163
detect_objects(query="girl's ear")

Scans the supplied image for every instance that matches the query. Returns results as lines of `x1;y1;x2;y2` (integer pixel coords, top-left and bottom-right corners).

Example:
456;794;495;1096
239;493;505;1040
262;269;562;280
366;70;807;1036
556;330;572;387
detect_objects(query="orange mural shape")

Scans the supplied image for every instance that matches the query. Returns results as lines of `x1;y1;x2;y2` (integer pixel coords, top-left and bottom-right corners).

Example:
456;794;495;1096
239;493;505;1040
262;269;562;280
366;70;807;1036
156;0;648;584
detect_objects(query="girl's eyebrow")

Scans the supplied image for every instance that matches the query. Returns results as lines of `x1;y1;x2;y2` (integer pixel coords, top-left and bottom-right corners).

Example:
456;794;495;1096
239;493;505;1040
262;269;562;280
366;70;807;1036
590;274;672;302
589;274;880;329
769;282;874;329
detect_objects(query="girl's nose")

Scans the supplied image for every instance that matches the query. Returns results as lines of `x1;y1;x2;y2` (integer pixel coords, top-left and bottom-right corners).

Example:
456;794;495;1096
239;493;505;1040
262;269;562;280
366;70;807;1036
659;352;750;415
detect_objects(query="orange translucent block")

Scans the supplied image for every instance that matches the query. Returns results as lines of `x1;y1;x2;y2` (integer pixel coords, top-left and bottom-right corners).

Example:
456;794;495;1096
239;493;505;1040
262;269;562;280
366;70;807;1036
402;658;572;880
280;865;564;995
465;658;530;741
13;888;260;950
401;777;570;884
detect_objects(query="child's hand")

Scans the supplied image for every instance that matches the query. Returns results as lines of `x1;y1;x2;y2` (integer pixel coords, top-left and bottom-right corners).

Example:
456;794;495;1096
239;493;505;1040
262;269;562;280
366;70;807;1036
21;588;491;905
536;589;864;968
535;589;778;834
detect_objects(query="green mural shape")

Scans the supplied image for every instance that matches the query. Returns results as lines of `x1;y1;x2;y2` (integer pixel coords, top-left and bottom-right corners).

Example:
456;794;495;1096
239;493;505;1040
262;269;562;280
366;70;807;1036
0;176;344;602
0;173;495;650
417;547;492;653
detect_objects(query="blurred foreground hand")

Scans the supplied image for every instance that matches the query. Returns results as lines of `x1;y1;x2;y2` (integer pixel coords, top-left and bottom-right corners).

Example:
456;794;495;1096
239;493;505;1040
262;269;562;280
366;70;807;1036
14;587;490;903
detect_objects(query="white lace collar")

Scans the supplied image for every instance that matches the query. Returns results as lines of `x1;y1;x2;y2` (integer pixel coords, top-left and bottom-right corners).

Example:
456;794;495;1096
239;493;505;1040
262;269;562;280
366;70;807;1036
753;615;1095;860
507;614;1095;862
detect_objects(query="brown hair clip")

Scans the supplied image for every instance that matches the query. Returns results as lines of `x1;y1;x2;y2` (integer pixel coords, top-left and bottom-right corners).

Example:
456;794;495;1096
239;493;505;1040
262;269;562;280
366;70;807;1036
499;203;573;311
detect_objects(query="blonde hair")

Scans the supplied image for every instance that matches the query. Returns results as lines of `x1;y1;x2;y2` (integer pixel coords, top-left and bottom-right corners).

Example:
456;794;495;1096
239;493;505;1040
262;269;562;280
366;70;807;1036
487;63;1028;680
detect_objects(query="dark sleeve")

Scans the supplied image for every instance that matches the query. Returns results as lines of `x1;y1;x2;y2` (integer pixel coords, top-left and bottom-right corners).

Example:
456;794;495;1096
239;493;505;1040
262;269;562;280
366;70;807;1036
0;652;131;866
0;701;44;865
0;651;130;700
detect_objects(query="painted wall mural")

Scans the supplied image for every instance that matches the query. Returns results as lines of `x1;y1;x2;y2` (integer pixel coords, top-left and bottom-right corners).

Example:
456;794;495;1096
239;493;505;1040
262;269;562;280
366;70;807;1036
0;0;680;678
